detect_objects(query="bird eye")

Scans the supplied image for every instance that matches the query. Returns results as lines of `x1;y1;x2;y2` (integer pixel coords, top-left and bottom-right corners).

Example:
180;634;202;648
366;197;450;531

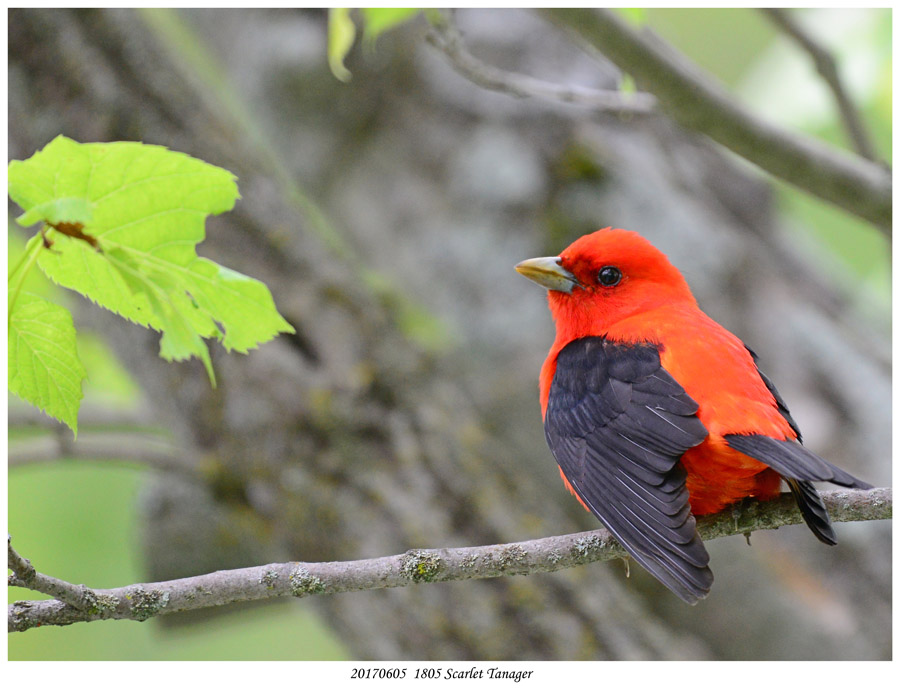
597;266;622;287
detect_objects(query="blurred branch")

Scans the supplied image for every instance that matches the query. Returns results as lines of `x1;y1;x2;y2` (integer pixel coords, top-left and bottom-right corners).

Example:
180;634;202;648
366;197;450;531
8;430;196;479
8;401;153;429
9;486;891;632
425;15;657;116
538;8;891;231
761;8;879;162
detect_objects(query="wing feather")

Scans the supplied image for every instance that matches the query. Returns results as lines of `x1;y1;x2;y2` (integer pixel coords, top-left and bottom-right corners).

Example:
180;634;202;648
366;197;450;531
725;434;872;490
545;336;712;604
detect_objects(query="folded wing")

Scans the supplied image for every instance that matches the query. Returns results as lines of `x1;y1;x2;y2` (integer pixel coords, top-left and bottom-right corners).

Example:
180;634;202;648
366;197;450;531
545;336;712;604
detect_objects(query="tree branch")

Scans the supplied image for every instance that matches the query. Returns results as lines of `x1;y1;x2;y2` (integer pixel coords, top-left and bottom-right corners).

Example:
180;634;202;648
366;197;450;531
9;401;195;478
425;14;657;116
538;8;891;231
761;8;879;162
8;430;196;479
9;487;891;632
8;401;153;430
8;541;98;613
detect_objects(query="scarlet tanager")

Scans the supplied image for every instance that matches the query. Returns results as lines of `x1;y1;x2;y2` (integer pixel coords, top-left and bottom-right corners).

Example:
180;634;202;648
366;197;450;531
516;228;872;604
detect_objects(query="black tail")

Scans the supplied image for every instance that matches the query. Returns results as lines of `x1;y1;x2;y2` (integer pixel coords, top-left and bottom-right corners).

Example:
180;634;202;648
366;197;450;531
724;434;872;544
786;478;837;545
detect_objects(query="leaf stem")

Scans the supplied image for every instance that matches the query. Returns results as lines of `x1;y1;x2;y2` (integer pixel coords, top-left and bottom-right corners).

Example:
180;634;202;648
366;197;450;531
7;232;43;283
7;234;45;326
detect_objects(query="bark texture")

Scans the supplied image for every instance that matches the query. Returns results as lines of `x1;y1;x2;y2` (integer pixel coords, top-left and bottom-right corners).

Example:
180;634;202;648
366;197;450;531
8;8;890;659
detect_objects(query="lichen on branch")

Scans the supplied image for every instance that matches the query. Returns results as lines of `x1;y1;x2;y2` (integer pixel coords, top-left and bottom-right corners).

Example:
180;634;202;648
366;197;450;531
8;487;891;633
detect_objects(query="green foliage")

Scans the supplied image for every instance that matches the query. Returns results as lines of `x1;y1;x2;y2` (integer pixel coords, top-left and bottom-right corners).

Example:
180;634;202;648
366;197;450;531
8;292;86;434
361;7;422;43
328;8;356;82
328;7;422;81
616;8;647;26
8;136;294;433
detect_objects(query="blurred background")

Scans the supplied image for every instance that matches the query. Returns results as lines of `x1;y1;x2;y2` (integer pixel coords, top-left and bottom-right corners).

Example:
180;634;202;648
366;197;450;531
8;7;890;660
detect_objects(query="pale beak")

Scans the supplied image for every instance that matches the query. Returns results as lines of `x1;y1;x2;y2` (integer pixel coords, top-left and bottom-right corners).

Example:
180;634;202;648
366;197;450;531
515;256;580;294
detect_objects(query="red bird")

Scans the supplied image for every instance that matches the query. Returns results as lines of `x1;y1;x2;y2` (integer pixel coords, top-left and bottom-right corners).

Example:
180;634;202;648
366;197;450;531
516;228;871;603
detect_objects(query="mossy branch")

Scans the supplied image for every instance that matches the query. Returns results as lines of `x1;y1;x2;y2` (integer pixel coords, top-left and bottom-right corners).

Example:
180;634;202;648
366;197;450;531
8;487;891;633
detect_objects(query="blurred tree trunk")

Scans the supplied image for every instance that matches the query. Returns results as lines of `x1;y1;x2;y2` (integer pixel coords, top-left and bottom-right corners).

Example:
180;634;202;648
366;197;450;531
8;8;889;659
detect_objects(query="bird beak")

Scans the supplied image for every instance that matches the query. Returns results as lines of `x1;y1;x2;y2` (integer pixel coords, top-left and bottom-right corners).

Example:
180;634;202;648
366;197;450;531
515;256;580;294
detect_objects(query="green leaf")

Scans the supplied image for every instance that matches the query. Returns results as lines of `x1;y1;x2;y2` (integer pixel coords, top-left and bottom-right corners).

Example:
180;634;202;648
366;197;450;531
37;231;160;329
360;8;421;44
9;292;87;434
328;8;356;82
15;197;93;228
8;136;294;381
617;8;647;26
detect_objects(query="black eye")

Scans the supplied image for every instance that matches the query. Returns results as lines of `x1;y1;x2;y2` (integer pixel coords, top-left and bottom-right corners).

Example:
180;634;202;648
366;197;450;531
597;266;622;287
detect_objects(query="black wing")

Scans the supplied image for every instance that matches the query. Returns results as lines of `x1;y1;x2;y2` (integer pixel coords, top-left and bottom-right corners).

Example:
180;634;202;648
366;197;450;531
728;346;873;544
744;345;802;439
545;336;712;604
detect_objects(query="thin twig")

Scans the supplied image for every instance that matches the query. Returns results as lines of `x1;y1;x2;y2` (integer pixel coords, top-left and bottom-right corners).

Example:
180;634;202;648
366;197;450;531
425;16;657;116
761;8;878;162
8;541;95;613
538;8;891;231
8;486;891;632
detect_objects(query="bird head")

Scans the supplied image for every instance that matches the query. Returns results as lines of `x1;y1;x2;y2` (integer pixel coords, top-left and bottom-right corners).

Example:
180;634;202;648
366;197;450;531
516;228;697;338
